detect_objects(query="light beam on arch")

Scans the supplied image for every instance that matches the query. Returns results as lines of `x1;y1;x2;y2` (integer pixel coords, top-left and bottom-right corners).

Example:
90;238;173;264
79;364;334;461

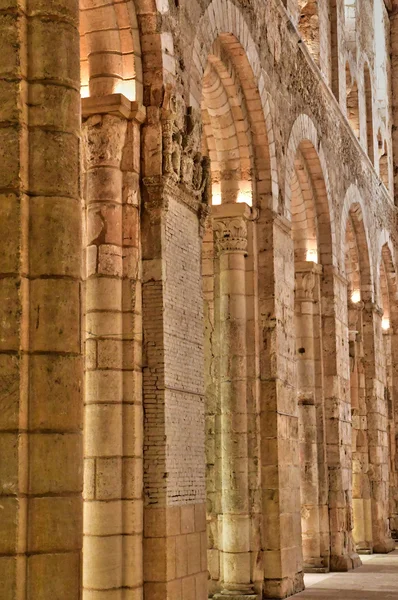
379;239;398;330
201;41;255;206
341;191;373;304
285;115;337;268
188;0;279;210
80;0;143;101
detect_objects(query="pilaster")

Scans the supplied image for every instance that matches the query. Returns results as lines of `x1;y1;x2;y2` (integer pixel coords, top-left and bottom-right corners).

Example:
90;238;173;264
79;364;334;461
362;301;395;553
348;301;373;554
322;265;361;571
295;261;330;572
141;93;209;600
257;208;305;598
82;93;146;598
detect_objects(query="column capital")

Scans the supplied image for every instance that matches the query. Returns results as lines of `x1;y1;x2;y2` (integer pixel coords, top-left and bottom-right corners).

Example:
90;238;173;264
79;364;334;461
211;203;254;255
295;266;320;301
364;300;384;317
295;260;323;275
295;261;322;300
82;93;146;123
142;174;210;221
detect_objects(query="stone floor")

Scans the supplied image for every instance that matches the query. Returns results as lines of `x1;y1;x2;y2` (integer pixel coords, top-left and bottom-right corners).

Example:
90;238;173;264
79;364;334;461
296;550;398;598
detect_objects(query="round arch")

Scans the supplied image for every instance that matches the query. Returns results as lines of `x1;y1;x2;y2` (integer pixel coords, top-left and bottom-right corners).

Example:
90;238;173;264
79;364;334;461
377;232;398;325
187;0;279;209
340;185;374;300
80;0;143;100
285;114;337;267
80;0;166;104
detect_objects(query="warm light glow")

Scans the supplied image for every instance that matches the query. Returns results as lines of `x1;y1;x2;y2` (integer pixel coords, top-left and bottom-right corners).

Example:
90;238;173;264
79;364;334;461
80;86;90;99
212;182;222;206
351;290;361;304
114;80;136;101
237;181;253;206
237;191;253;206
382;317;390;331
306;249;318;263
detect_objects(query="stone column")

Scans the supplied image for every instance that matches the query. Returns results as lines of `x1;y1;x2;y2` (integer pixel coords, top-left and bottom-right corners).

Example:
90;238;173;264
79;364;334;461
390;1;398;201
295;261;328;571
257;209;304;599
362;302;395;553
348;302;373;553
322;266;361;571
211;204;256;599
0;1;83;597
383;328;398;538
81;94;145;598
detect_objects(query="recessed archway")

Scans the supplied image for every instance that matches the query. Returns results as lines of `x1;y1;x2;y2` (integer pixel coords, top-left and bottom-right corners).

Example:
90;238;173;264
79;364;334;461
378;130;390;189
80;0;143;100
378;240;398;541
346;64;360;139
290;138;333;572
344;205;373;554
344;0;357;52
330;0;340;100
191;22;276;596
364;63;374;162
298;0;320;65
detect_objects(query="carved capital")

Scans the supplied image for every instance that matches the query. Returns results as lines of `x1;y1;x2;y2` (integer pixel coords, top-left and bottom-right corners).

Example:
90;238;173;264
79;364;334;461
82;113;128;170
295;270;317;300
142;174;207;218
213;216;248;255
295;262;322;300
142;175;170;213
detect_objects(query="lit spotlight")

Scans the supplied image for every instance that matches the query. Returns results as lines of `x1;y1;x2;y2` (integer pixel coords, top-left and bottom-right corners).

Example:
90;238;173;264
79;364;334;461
382;317;390;331
306;249;318;263
351;290;361;304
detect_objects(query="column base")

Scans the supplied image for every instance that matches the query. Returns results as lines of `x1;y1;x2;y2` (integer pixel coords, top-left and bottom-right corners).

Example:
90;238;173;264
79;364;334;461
304;566;329;574
213;595;258;600
303;556;329;573
263;572;305;598
373;538;396;554
330;552;361;572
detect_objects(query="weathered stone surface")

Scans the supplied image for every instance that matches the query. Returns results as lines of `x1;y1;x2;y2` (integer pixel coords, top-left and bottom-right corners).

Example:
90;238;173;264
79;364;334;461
2;1;398;599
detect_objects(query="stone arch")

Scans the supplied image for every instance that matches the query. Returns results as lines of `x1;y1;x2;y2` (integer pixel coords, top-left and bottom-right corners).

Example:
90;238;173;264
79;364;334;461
374;0;388;111
286;114;341;571
342;188;377;554
363;60;374;163
377;128;390;190
188;0;279;209
202;44;256;205
298;0;320;65
80;0;167;103
377;236;398;541
344;0;357;52
377;232;398;324
346;62;360;138
80;0;143;100
285;114;337;266
340;185;374;301
330;0;340;100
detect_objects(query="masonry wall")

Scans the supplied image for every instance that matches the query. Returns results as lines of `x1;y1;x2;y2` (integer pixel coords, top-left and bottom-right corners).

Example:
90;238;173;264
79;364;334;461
2;0;398;599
